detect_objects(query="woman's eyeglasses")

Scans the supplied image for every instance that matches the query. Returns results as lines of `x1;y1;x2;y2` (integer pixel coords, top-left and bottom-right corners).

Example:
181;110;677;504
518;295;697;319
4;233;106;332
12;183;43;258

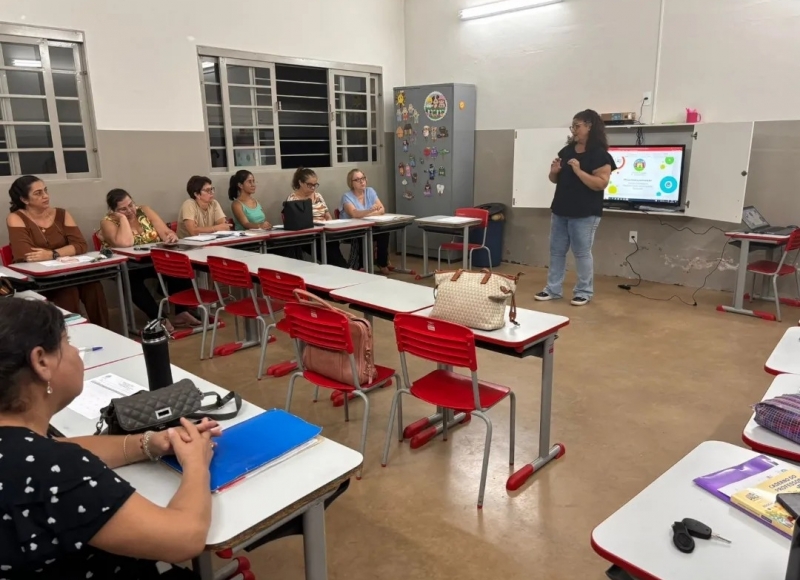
352;176;366;183
201;187;216;194
303;182;320;189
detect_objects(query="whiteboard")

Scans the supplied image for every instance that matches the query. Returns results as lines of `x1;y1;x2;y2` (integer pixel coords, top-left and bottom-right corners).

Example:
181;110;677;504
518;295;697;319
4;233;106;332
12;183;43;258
684;122;753;223
512;128;569;208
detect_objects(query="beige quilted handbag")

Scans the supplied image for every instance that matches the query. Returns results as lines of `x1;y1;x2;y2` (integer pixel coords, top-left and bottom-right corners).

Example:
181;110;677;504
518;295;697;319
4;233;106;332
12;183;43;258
430;269;521;330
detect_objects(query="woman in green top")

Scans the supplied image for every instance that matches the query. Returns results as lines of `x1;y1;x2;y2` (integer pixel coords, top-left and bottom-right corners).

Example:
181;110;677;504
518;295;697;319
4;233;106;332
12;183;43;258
229;170;271;230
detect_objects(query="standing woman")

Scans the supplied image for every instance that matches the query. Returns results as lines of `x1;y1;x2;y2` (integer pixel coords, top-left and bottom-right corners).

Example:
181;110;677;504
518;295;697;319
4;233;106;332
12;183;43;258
229;170;271;230
535;109;616;306
340;168;391;273
287;167;348;268
6;176;110;327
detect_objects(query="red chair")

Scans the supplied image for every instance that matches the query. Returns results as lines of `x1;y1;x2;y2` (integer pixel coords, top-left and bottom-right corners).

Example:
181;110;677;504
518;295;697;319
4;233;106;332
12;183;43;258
382;313;516;508
207;256;272;376
283;297;398;479
1;245;12;266
168;221;178;232
748;229;800;322
150;249;220;359
91;232;102;251
257;268;306;377
438;208;491;271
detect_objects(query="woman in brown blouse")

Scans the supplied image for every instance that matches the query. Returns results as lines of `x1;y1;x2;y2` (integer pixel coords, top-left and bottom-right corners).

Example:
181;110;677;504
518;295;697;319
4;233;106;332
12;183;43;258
6;175;110;328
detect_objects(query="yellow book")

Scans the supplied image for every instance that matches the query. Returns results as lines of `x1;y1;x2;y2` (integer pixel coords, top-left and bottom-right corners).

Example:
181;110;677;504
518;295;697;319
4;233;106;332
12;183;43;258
730;468;800;536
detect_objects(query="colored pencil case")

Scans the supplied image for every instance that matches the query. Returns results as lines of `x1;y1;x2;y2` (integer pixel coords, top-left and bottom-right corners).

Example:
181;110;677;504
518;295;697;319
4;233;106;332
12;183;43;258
753;394;800;444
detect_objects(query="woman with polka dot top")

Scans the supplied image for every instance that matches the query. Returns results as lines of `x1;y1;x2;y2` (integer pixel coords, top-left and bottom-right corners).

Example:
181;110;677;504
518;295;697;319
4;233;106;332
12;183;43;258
0;298;220;579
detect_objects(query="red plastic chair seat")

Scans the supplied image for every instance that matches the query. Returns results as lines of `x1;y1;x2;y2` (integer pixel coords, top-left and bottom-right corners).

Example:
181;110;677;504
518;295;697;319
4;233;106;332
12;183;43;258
275;317;291;334
747;260;797;276
440;242;483;251
302;364;396;393
410;369;511;412
168;288;220;307
224;297;272;319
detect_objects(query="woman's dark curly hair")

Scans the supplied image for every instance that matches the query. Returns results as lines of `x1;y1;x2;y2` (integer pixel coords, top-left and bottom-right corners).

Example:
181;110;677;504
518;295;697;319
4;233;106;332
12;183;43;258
569;109;609;151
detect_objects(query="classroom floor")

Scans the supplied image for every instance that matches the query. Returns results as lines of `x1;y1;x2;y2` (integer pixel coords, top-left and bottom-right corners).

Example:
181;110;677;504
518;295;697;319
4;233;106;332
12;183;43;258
163;257;793;580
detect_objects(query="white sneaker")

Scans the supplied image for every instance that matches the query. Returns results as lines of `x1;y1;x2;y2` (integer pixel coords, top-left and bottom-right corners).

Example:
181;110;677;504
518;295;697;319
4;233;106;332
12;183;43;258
535;292;553;301
570;296;590;306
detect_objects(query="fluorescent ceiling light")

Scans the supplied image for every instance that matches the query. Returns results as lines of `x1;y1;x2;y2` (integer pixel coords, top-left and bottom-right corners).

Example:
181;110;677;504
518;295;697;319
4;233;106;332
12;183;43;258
12;59;41;67
459;0;563;21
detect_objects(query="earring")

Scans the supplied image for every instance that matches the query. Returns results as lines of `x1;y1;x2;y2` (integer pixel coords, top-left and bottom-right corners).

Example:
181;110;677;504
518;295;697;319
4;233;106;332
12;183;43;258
46;382;52;395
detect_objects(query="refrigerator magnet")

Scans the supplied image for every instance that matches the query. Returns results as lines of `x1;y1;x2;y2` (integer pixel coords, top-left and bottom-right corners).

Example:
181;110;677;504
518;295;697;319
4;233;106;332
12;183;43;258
438;166;446;176
423;125;430;139
396;91;405;106
413;109;420;124
437;184;445;196
438;126;449;139
403;190;414;200
412;172;418;184
441;148;450;156
398;163;406;176
405;165;412;177
423;147;431;158
424;91;448;121
396;126;404;139
402;106;409;121
428;164;436;180
424;182;432;197
409;155;416;168
404;123;413;136
431;146;439;158
401;179;408;186
396;109;402;122
402;140;409;153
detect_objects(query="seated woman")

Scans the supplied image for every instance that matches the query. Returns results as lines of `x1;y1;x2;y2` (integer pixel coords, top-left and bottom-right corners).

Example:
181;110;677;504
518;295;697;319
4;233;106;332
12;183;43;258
287;167;348;268
177;176;232;239
0;297;219;579
6;176;109;328
229;170;271;230
340;168;391;273
99;189;201;330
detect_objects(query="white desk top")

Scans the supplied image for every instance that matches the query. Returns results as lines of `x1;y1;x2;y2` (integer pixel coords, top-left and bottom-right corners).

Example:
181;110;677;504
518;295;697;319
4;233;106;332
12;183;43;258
186;246;321;277
6;252;128;277
316;219;373;231
725;231;790;243
299;265;384;292
743;373;800;461
415;215;481;228
592;441;789;580
363;214;416;224
0;265;28;279
765;327;800;375
68;323;143;370
415;305;569;350
330;278;434;315
51;358;262;438
52;358;362;549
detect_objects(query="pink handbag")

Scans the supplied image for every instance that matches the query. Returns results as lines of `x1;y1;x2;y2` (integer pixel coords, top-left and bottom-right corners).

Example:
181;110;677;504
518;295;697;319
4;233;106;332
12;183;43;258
294;289;377;386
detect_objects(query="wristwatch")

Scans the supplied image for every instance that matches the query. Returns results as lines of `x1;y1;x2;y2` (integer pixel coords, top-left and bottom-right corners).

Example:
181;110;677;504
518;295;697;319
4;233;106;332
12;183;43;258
52;250;59;260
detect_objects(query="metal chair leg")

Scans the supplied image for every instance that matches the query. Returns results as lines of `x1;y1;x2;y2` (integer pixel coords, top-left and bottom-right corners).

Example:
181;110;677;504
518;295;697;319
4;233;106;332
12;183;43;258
394;374;404;442
773;275;782;322
256;318;271;380
157;297;167;320
198;305;209;360
750;273;756;302
209;306;225;359
484;246;492;271
471;410;493;509
382;389;410;466
354;390;369;479
313;386;319;402
343;390;350;422
437;246;442;271
285;372;301;411
795;270;800;300
508;392;516;466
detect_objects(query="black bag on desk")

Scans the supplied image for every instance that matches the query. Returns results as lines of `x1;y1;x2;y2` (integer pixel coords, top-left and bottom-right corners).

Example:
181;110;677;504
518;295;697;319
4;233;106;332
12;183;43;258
282;199;314;231
94;378;242;435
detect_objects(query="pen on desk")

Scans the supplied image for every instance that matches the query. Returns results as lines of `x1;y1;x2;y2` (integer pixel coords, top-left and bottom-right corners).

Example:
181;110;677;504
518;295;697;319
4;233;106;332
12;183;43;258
78;346;104;353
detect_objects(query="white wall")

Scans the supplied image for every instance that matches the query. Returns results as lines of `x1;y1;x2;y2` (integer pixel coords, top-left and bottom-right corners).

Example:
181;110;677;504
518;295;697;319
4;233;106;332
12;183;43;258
405;0;800;129
0;0;405;132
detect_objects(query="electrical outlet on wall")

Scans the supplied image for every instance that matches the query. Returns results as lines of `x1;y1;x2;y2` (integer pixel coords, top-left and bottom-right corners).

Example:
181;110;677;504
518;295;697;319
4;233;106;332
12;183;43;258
642;91;652;106
629;231;638;244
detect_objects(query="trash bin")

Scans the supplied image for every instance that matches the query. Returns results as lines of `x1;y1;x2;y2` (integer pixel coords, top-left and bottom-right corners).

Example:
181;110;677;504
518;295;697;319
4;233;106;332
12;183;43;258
469;203;505;268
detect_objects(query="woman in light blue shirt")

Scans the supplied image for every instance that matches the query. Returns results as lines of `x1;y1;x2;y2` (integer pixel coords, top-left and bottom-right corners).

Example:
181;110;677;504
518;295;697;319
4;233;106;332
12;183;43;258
340;168;390;273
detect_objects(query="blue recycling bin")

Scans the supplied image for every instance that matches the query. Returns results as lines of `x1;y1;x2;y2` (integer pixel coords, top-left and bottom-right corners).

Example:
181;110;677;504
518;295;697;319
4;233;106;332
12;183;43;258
469;203;505;268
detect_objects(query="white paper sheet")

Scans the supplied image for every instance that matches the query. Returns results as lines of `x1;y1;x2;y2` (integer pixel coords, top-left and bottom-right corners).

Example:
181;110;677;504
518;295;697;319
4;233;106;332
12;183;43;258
40;255;97;267
435;217;474;224
68;373;146;420
183;234;217;242
364;215;400;222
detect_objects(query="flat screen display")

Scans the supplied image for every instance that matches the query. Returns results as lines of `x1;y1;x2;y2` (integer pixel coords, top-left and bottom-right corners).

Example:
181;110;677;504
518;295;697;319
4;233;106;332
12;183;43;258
604;145;686;206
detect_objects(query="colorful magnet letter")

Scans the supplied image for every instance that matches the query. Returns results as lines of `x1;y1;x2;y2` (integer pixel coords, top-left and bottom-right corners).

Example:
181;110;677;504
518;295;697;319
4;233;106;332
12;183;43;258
412;172;418;184
424;182;432;197
431;146;439;158
398;163;406;176
402;106;409;121
437;126;449;139
423;125;430;139
424;91;448;121
403;190;414;200
405;165;412;177
396;91;405;106
396;126;404;139
438;166;446;176
402;140;409;153
428;164;436;180
423;147;431;158
437;184;445;195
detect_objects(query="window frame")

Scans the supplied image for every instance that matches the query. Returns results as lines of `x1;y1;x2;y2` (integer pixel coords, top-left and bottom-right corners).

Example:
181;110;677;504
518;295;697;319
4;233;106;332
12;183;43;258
0;22;99;181
197;46;383;174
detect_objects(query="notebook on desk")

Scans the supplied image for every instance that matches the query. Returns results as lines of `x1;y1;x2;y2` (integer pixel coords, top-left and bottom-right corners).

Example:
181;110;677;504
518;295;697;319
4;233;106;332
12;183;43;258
161;409;322;492
741;205;797;236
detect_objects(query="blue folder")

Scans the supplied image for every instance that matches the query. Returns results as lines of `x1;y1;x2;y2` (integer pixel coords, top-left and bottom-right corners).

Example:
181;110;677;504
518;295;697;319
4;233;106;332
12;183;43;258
161;409;322;492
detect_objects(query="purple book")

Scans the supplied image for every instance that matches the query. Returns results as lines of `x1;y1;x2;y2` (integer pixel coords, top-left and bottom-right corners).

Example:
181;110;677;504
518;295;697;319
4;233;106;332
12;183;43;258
694;454;794;538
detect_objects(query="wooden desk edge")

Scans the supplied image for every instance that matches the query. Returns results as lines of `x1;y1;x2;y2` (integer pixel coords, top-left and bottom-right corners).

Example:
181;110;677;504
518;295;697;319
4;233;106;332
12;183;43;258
204;464;361;551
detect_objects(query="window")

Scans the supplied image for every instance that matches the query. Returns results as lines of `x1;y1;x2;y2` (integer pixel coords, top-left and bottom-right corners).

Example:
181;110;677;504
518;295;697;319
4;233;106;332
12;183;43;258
0;24;98;178
198;48;382;172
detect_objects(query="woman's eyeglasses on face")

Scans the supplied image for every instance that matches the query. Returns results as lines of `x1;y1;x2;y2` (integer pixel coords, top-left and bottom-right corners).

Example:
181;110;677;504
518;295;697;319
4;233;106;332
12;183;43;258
303;182;320;189
201;187;216;194
352;176;366;183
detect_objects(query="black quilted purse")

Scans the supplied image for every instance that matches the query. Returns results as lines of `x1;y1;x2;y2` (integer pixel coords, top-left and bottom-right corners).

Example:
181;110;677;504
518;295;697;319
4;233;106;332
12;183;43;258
94;378;242;435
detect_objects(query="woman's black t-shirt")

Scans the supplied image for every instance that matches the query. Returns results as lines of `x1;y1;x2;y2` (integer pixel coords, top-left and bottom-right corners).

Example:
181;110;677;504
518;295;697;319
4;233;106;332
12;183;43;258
550;144;616;218
0;427;159;580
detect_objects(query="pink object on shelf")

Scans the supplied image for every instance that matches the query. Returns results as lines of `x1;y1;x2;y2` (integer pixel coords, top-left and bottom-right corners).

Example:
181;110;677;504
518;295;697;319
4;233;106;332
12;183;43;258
685;108;702;123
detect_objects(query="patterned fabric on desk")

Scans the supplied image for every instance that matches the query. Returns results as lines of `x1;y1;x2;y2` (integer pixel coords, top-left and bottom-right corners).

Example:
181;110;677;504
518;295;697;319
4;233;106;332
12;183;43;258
754;394;800;445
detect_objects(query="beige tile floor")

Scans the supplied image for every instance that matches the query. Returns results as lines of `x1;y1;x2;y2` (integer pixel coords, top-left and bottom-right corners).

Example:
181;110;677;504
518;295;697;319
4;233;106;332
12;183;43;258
163;257;792;580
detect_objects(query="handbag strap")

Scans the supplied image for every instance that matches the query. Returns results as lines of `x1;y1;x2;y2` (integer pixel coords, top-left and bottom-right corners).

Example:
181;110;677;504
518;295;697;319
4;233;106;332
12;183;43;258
188;391;242;421
293;288;356;321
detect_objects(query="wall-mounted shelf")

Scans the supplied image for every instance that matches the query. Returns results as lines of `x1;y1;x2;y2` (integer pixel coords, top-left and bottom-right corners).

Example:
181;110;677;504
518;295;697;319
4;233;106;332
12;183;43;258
606;123;697;130
604;208;686;217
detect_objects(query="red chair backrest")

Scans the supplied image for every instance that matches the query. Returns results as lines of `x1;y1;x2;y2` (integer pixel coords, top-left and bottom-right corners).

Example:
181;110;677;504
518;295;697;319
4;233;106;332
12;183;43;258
394;313;478;371
787;229;800;253
257;268;306;303
0;245;12;266
150;249;196;280
91;232;102;251
455;207;489;228
168;221;178;232
284;301;354;354
207;256;253;290
334;208;340;219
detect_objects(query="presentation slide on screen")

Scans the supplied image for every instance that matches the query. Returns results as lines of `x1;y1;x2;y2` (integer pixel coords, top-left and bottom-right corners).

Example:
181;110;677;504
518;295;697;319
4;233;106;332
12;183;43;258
604;146;684;203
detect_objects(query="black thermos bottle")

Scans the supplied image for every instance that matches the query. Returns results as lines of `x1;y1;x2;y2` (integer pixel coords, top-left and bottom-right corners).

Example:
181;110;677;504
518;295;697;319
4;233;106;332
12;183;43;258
141;319;173;390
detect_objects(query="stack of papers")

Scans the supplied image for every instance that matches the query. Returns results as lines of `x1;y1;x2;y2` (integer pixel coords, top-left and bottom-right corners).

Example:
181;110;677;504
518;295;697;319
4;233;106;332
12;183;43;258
436;216;475;224
364;215;401;222
67;373;146;420
183;234;217;242
40;255;98;267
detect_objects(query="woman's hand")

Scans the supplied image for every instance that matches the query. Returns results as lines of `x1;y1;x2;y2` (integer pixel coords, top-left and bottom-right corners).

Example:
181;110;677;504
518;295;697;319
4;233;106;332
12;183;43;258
261;221;272;229
26;247;53;262
165;418;216;470
371;205;385;216
550;158;562;173
162;231;178;243
150;418;221;458
567;158;581;173
214;223;233;232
